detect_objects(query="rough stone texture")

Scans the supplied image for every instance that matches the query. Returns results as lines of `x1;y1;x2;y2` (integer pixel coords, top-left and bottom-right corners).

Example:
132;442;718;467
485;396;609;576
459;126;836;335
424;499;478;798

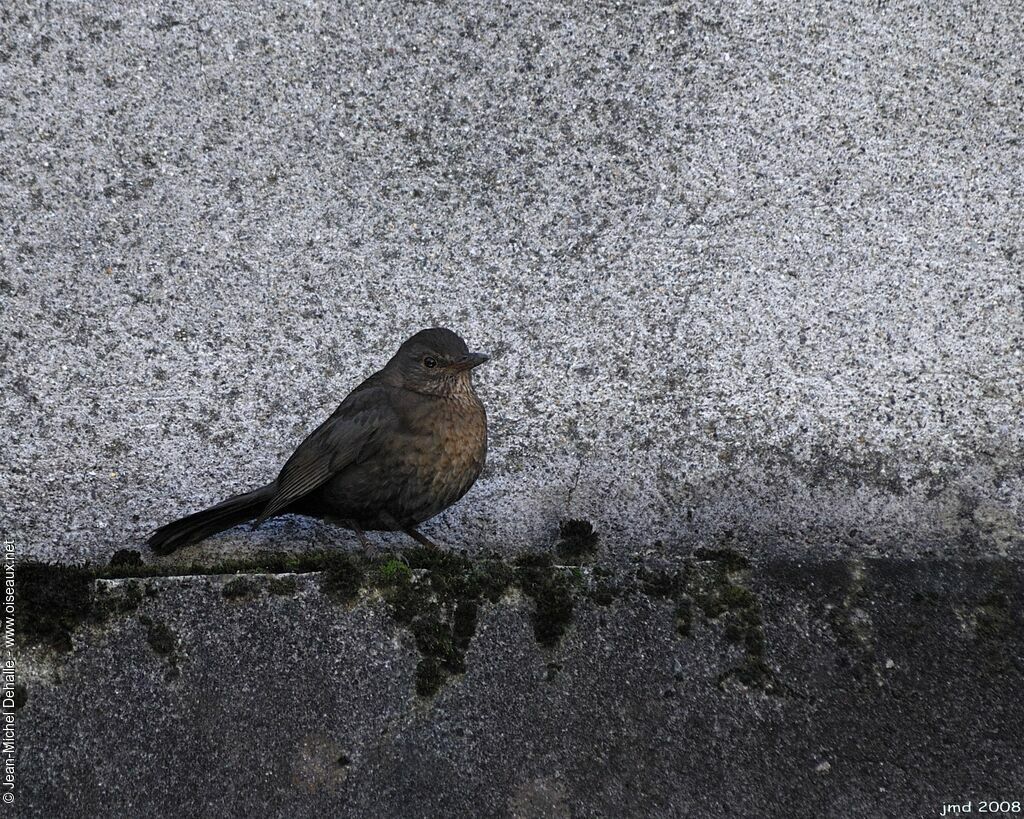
16;557;1024;817
4;2;1024;815
2;0;1022;563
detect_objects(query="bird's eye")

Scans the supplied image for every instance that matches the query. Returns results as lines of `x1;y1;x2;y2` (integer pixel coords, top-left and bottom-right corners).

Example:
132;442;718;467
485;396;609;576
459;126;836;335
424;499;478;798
423;356;437;369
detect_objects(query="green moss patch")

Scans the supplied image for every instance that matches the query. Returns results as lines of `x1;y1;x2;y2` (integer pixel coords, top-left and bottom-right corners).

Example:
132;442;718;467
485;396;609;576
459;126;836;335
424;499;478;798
515;552;578;647
138;616;177;656
556;519;599;562
625;548;773;693
318;553;365;605
974;591;1012;641
267;576;299;596
222;577;259;601
138;615;183;680
18;562;102;652
373;549;511;696
16;524;774;698
685;552;774;693
376;559;413;585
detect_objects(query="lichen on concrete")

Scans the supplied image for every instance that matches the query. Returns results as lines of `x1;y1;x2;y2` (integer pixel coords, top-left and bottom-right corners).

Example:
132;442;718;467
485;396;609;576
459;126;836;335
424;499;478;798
16;528;780;697
21;524;1022;706
14;520;601;697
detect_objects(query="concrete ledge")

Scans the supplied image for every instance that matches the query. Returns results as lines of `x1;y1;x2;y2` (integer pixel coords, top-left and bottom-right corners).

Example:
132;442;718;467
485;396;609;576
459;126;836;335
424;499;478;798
16;545;1024;817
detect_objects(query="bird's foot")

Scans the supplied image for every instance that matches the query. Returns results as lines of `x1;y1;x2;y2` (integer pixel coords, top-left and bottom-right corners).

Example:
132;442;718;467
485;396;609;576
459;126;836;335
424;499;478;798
346;520;376;555
403;526;441;550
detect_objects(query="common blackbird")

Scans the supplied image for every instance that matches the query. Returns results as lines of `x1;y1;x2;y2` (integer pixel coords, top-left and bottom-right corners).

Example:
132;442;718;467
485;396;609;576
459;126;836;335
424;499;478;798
148;327;488;554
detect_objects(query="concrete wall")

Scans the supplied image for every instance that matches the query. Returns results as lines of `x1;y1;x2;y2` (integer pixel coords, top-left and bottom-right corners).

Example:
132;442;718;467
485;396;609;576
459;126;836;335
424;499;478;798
3;0;1021;563
4;0;1023;815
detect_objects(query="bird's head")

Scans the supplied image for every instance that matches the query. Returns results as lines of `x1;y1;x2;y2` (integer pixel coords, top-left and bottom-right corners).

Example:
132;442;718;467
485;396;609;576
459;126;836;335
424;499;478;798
387;327;489;397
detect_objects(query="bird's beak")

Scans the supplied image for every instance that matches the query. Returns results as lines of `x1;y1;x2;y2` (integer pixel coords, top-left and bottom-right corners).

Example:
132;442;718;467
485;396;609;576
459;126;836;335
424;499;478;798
450;352;489;372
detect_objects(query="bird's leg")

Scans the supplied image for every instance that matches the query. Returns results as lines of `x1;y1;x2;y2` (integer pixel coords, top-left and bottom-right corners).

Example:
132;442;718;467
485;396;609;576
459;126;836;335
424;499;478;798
403;526;441;550
346;520;373;553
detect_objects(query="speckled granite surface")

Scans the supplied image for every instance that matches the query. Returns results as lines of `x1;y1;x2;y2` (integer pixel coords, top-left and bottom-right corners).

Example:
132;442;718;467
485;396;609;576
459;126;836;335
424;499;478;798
4;2;1024;815
3;1;1022;563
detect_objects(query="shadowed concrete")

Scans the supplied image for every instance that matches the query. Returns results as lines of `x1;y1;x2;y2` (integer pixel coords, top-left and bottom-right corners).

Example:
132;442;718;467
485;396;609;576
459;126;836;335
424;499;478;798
15;554;1024;817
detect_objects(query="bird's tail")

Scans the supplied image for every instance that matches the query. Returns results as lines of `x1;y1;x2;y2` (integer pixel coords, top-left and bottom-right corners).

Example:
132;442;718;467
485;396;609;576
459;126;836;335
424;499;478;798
147;484;276;555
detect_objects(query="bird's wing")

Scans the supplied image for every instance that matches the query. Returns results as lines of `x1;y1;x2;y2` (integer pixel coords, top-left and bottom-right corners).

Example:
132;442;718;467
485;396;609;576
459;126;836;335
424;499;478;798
255;386;394;526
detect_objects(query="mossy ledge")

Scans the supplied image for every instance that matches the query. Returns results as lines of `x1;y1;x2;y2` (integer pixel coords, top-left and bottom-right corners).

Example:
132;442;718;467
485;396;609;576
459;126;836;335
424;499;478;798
15;534;778;698
636;547;776;693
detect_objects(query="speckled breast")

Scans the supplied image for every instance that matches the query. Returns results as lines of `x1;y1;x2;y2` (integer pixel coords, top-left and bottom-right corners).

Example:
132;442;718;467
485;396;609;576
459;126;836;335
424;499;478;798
392;391;487;526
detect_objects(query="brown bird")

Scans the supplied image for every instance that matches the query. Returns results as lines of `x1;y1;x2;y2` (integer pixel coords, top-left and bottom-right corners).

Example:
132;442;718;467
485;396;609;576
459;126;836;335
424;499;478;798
148;327;488;554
